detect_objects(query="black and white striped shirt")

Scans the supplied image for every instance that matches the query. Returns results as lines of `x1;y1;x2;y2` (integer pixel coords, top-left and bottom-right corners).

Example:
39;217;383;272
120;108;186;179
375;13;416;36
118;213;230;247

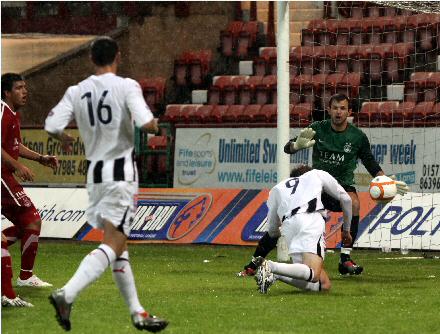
45;73;153;184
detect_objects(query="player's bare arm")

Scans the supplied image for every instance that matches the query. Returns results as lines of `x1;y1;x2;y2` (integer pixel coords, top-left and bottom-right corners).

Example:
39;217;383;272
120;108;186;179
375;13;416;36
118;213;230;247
46;131;75;153
2;148;34;182
141;118;159;134
18;143;59;170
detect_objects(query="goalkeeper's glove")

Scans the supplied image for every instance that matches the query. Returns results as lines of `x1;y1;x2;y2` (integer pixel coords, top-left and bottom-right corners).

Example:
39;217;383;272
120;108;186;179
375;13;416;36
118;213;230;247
291;128;316;151
389;175;409;196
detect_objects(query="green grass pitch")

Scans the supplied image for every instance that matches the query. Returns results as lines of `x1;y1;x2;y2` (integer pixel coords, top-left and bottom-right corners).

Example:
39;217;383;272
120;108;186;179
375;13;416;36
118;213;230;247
2;241;439;334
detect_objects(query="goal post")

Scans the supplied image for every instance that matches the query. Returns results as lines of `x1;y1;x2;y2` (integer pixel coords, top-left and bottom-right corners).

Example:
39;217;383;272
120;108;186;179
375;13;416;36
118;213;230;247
276;1;291;262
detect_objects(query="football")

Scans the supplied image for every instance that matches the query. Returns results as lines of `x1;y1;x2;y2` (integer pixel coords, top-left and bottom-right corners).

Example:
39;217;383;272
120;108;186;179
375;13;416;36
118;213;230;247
369;175;397;202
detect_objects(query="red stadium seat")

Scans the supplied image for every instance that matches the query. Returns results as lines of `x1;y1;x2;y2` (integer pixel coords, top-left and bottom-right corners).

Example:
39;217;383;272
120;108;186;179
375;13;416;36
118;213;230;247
366;4;382;18
290;74;312;105
146;135;168;176
356;101;380;126
376;101;400;126
138;77;166;114
404;72;433;102
383;16;401;44
237;104;262;122
349;19;364;45
337;72;361;99
174;57;188;86
220;21;244;57
205;105;229;123
362;18;384;45
390;101;415;127
180;104;201;123
238;75;264;105
237;21;261;58
309;73;328;106
335;45;357;73
223;76;247;105
261;104;278;123
222;104;245;122
255;75;277;105
426;103;440;126
291;103;312;127
405;101;435;126
350;2;365;19
187;104;213;123
316;45;337;74
188;50;212;87
162;105;183;123
424;72;440;102
208;76;233;105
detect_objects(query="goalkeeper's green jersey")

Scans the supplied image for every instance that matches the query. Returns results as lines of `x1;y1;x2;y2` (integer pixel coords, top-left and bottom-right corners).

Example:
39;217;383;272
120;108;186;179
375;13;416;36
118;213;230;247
307;120;382;186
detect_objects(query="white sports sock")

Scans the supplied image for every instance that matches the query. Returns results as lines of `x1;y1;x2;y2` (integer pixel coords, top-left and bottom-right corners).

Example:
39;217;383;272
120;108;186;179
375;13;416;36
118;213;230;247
275;275;320;291
268;260;314;281
111;250;144;314
63;244;116;303
341;247;352;255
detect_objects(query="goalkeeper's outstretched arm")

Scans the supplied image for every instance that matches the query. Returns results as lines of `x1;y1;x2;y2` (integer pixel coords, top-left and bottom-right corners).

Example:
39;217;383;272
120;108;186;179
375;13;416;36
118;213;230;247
283;128;316;154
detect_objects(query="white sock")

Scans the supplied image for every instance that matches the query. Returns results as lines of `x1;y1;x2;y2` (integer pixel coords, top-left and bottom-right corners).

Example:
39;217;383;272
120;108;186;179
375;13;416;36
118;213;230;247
63;244;116;303
275;275;321;291
268;260;314;281
111;250;144;314
341;247;352;256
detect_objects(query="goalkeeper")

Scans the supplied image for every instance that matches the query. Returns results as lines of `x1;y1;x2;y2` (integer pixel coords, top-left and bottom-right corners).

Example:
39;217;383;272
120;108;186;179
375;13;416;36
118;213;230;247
238;94;409;276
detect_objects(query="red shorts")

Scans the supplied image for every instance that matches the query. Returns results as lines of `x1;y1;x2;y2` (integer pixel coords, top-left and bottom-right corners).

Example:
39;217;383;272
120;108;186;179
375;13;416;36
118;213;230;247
1;173;40;227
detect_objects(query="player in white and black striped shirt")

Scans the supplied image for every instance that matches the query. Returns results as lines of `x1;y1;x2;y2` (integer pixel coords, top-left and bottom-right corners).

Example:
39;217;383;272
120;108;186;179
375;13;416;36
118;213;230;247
254;165;352;294
45;36;168;332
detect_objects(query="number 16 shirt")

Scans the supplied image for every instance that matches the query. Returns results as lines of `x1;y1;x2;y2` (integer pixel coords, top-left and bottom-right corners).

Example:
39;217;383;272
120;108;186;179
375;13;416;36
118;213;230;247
45;73;154;184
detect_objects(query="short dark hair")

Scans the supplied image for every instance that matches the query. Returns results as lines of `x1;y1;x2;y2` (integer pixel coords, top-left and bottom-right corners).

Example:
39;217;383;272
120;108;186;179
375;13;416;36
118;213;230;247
290;165;313;177
90;36;119;66
1;73;24;100
328;93;350;109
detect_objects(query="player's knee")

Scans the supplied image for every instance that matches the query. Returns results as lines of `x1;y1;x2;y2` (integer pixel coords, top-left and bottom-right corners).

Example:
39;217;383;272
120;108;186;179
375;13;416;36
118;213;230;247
320;280;331;291
322;279;331;291
26;220;42;232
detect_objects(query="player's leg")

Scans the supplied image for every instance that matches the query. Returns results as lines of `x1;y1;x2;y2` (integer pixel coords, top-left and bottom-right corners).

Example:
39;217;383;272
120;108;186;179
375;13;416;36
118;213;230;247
237;231;278;277
255;213;325;293
1;233;34;307
238;207;281;277
338;191;363;275
2;233;17;300
2;178;50;286
49;220;122;331
1;180;20;247
273;252;329;291
112;243;168;332
322;189;363;275
2;225;19;246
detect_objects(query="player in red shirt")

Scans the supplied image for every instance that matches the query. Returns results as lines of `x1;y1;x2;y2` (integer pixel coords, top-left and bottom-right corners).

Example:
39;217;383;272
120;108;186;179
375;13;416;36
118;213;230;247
1;73;58;303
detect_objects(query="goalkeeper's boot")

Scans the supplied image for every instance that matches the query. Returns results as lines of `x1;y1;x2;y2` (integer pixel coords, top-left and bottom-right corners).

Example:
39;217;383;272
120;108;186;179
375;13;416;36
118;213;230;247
1;295;34;307
236;257;258;277
254;257;275;294
338;259;364;275
17;275;52;287
49;289;72;331
131;311;168;332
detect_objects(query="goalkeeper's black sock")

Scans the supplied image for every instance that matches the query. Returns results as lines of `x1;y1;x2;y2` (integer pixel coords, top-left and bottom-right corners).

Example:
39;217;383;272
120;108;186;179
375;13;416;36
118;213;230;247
253;232;278;258
244;232;278;270
350;216;360;248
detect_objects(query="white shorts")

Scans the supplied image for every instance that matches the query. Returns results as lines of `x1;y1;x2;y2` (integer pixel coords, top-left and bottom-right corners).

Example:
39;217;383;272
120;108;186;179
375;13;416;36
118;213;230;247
281;212;326;259
86;181;137;236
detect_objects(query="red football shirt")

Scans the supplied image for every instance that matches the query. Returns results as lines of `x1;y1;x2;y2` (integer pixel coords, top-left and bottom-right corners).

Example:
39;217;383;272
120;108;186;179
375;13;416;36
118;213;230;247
1;101;21;174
